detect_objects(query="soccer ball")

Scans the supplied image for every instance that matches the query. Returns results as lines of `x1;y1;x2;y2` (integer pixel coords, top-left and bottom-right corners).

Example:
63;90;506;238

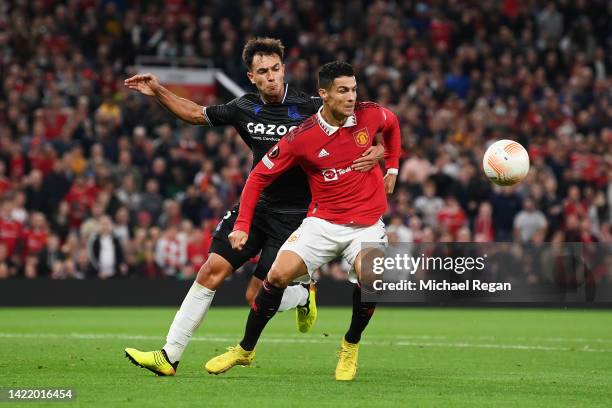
482;140;530;186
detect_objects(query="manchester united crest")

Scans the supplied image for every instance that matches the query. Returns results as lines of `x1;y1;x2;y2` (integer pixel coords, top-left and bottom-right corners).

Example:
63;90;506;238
353;128;369;147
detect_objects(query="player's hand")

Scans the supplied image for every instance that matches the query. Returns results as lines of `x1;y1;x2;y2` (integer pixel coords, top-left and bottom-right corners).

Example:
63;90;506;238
228;230;248;251
124;73;160;96
352;144;385;172
384;173;397;194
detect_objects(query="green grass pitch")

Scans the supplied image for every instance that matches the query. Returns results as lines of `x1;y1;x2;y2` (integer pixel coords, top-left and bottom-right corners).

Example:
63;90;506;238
1;307;611;407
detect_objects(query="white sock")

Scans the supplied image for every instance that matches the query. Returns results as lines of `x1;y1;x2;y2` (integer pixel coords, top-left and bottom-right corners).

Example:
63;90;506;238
277;285;309;312
163;281;215;363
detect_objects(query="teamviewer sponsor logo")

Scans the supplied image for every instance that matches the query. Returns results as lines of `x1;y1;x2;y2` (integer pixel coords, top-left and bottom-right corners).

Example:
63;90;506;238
322;166;352;181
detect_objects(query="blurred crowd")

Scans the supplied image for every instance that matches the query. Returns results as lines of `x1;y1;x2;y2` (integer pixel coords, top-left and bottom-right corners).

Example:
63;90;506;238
0;0;610;282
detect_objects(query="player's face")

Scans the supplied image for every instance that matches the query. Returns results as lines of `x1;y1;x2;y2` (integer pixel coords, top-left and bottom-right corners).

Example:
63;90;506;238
320;76;357;119
247;54;285;102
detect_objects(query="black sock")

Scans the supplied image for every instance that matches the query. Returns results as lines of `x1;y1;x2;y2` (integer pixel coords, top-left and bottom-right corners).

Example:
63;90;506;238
344;284;376;344
240;279;284;351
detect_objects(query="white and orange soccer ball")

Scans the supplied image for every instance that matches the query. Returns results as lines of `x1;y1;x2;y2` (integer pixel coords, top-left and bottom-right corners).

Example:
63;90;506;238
482;139;530;186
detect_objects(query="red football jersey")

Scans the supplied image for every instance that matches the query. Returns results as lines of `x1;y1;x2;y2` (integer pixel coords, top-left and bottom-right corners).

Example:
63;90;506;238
0;218;22;257
234;102;401;234
22;229;48;257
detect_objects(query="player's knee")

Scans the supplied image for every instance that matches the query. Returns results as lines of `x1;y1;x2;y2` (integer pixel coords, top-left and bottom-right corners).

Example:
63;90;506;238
267;265;291;288
196;258;233;290
355;248;383;289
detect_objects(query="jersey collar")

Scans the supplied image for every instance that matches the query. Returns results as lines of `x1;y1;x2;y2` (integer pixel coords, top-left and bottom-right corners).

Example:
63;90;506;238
260;83;289;104
316;106;357;136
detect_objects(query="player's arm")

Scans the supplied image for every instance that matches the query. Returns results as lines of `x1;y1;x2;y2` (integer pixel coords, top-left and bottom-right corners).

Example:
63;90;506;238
124;73;207;125
380;107;401;194
229;139;299;250
352;135;385;172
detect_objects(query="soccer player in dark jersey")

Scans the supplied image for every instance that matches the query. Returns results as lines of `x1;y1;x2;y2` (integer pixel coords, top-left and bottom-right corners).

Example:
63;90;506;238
123;38;385;376
205;61;401;381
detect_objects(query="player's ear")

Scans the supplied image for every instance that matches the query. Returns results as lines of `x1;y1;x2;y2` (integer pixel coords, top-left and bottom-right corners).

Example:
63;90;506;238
246;71;255;84
318;88;327;100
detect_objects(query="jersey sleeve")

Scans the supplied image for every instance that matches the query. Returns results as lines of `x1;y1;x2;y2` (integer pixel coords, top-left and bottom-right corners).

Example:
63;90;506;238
203;98;239;126
380;107;401;172
234;136;301;234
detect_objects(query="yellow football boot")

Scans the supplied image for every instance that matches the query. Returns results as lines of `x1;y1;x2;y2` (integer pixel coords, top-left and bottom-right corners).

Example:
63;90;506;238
335;338;359;381
124;348;177;376
296;283;317;333
204;345;255;374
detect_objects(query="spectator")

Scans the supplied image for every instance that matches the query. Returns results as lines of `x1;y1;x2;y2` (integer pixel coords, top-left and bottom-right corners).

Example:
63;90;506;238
0;161;11;198
155;225;187;278
115;173;142;214
0;243;16;279
21;212;49;278
386;215;413;243
113;150;141;189
113;206;132;246
181;185;206;226
139;178;164;222
514;198;548;242
37;234;64;278
437;196;467;239
474;201;494;243
87;215;128;279
80;202;106;242
491;187;523;241
0;200;22;261
158;199;182;229
24;169;48;216
414;180;444;228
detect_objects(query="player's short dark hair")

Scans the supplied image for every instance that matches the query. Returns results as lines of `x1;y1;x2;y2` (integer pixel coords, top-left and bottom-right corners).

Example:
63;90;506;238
318;61;355;90
242;37;285;70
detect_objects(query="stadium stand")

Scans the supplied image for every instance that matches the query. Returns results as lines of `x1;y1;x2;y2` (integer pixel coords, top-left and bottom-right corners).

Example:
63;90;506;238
0;0;609;282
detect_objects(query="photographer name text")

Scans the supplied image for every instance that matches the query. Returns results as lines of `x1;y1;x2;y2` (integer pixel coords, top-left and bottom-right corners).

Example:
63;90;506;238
373;279;511;293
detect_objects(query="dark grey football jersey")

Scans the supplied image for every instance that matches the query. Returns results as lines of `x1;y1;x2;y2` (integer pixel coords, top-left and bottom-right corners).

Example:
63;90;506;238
205;84;322;212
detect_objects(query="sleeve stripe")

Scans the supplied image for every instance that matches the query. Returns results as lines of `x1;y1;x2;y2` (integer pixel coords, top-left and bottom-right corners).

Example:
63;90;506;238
203;106;213;126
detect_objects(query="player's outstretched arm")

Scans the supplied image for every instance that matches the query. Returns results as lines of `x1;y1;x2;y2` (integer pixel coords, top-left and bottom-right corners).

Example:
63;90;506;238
232;138;299;242
124;73;207;125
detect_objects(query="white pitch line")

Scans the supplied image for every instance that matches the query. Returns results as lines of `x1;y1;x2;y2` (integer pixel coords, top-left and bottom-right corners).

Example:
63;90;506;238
394;341;612;353
1;332;611;353
383;334;612;344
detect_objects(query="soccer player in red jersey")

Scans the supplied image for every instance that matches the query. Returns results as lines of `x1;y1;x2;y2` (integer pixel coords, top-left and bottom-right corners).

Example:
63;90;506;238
205;61;401;381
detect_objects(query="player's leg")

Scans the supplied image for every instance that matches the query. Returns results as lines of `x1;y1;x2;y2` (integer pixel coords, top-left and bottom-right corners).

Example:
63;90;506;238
335;221;387;381
204;250;309;375
251;209;315;329
161;253;234;364
238;250;309;351
253;238;310;314
344;248;380;345
205;218;338;374
245;270;309;313
125;253;234;376
125;206;263;375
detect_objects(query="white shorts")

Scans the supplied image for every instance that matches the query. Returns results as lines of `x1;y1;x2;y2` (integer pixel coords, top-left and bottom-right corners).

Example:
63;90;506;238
279;217;387;283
